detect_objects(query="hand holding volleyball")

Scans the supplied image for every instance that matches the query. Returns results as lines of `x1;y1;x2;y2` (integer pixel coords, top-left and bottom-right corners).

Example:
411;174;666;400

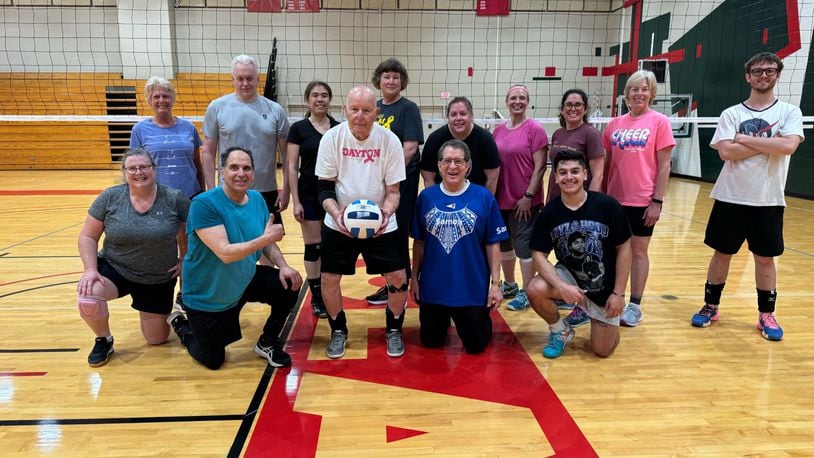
343;199;383;239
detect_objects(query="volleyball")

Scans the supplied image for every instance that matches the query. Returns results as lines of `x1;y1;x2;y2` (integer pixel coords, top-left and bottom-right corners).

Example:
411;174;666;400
343;199;383;239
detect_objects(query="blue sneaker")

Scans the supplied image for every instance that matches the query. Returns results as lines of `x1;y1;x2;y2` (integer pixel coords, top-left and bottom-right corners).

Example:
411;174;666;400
542;327;575;359
564;306;590;328
691;304;718;328
757;312;783;341
501;281;518;299
620;303;643;327
506;290;529;311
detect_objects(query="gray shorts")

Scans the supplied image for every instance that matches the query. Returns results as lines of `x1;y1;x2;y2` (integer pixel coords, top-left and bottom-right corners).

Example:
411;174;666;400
499;207;539;259
555;264;620;327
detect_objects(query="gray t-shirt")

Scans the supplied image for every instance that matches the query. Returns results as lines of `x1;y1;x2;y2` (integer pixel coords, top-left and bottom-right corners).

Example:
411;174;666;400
202;93;290;192
89;183;190;284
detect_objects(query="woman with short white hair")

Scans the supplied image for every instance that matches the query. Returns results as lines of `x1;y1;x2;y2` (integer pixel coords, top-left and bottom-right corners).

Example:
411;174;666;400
602;70;675;327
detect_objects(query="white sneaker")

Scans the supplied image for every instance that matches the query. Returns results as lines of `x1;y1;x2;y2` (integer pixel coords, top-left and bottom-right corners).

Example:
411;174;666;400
620;303;643;327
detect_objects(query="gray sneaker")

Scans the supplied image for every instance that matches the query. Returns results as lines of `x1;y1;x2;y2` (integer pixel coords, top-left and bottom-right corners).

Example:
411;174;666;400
326;330;347;359
620;303;643;327
386;330;405;357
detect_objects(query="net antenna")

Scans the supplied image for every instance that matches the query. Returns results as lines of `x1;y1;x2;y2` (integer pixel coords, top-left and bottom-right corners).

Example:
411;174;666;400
264;37;278;102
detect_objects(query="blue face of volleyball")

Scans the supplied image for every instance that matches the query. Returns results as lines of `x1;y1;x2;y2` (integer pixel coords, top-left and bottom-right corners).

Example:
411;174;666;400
343;199;383;239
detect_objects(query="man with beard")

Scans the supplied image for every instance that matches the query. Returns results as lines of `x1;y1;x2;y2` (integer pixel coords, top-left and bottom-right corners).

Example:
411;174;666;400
690;52;804;341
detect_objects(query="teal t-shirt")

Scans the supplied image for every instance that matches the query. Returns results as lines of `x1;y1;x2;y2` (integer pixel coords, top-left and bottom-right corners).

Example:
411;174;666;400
182;187;269;312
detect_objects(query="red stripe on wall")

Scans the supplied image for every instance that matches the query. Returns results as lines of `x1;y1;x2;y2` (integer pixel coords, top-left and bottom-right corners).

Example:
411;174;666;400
777;0;801;58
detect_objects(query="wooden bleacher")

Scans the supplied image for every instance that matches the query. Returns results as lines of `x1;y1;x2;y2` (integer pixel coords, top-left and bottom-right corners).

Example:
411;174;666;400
0;72;238;170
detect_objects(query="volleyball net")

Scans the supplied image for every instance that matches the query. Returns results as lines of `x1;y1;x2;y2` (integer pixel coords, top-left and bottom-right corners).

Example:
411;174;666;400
2;1;810;122
1;1;812;176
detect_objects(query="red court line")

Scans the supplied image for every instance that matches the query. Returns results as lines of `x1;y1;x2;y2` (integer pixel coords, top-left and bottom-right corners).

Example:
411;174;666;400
0;372;47;377
246;295;595;456
0;190;101;196
0;272;82;287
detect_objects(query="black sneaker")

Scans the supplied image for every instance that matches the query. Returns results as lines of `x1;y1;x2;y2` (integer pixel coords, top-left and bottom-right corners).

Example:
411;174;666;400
166;310;187;338
311;298;328;318
174;291;187;311
88;336;114;367
366;286;388;305
254;341;292;367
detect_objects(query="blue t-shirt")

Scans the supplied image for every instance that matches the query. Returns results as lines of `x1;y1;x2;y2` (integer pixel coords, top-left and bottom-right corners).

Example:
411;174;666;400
182;187;269;312
411;182;508;307
129;118;203;198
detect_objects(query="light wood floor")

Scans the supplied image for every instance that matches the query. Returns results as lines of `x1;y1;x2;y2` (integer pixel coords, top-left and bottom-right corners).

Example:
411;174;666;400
1;170;813;457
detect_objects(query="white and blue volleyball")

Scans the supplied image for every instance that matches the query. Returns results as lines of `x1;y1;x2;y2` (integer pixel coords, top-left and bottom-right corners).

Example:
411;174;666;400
343;199;383;239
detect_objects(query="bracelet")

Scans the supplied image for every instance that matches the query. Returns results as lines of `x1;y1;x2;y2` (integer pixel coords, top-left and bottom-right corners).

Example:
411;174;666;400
611;291;625;298
651;198;664;205
491;279;501;286
523;192;534;199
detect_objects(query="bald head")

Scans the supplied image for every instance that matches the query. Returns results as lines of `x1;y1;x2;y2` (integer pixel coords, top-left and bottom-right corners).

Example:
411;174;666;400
344;85;379;141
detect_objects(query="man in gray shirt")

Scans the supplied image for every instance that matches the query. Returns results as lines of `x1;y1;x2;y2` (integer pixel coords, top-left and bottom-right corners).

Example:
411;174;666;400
202;54;290;220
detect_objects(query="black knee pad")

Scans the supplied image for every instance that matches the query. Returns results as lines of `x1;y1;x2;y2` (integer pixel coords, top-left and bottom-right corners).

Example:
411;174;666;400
387;283;409;293
304;243;321;262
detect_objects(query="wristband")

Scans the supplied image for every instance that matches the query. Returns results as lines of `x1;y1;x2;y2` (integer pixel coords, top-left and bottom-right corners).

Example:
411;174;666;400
491;279;501;286
651;198;663;205
523;192;534;199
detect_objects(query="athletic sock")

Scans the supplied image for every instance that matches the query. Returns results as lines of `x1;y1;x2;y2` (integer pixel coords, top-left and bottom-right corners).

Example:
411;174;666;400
328;310;348;334
629;296;642;306
386;306;404;332
549;318;567;334
757;288;777;314
308;278;323;303
704;281;725;306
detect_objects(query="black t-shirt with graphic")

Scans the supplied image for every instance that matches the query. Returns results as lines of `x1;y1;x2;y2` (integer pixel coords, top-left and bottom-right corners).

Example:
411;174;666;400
531;191;631;306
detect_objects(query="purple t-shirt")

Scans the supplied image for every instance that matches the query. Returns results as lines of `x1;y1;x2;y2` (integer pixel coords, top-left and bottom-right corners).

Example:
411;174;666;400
493;119;549;210
547;123;604;202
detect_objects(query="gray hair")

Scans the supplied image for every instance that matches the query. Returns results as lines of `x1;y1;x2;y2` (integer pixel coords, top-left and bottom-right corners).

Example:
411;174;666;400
144;76;176;102
437;139;471;162
231;54;259;75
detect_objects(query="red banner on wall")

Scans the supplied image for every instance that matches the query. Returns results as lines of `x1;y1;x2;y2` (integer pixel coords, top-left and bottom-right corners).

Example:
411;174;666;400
247;0;282;13
287;0;320;12
476;0;510;16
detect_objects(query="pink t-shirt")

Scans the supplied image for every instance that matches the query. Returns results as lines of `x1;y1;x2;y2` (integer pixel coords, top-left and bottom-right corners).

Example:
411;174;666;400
493;118;549;210
602;110;675;206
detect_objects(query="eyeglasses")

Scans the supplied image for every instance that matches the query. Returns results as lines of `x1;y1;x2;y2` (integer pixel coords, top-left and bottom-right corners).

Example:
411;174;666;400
564;102;585;110
749;68;778;77
124;165;154;174
439;159;467;166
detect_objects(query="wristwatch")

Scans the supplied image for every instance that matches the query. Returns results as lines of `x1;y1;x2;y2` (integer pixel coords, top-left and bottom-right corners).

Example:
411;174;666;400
523;192;534;199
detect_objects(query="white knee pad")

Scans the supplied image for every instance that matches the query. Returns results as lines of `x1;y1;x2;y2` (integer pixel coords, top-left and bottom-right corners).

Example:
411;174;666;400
500;250;516;262
78;295;109;320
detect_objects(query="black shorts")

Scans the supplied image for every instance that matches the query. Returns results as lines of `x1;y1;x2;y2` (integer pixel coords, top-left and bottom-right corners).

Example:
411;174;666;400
300;198;326;222
320;227;404;275
622;205;655;237
184;265;299;353
704;200;784;257
418;302;492;354
97;257;176;314
260;190;284;227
